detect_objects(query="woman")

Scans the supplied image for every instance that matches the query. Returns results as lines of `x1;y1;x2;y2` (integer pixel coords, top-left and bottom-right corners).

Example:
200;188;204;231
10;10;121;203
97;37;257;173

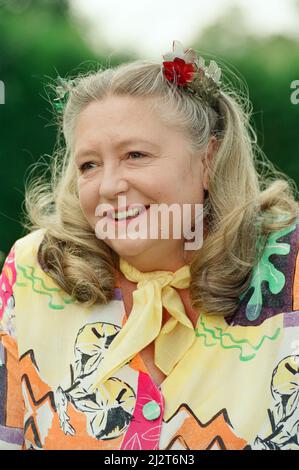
0;40;298;450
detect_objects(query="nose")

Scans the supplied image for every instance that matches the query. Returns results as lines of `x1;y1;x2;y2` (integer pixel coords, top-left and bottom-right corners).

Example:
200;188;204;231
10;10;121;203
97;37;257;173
99;163;129;199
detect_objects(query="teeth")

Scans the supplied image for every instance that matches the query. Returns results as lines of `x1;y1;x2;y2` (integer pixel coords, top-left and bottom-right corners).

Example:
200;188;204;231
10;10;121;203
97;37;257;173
112;207;143;220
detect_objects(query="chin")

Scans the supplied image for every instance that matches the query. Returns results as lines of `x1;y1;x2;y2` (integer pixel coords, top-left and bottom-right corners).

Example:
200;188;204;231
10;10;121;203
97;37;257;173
105;238;154;258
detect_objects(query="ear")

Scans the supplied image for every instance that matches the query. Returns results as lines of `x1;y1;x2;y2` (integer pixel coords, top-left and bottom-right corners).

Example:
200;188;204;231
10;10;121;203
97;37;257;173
202;136;219;191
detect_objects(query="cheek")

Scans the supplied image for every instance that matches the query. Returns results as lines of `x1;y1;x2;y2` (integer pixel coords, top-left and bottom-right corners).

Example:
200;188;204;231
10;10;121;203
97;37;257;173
149;167;181;195
161;168;193;200
78;179;99;217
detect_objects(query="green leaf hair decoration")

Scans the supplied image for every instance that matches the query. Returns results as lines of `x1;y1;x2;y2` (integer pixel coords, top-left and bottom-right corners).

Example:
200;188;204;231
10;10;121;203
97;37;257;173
53;76;77;115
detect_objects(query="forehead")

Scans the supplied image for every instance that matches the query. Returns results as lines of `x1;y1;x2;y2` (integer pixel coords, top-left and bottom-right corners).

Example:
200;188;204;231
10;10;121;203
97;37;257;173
75;95;160;132
73;95;186;154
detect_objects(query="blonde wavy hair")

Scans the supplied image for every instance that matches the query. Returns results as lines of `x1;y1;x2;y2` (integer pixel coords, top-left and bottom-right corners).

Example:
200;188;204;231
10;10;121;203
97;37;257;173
23;57;299;316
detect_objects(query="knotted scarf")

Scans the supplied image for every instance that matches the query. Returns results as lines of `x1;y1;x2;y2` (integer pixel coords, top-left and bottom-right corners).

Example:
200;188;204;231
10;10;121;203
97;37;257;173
91;258;196;390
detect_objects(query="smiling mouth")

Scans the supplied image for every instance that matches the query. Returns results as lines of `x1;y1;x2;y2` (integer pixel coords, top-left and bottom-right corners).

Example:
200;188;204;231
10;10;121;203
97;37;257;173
109;205;150;221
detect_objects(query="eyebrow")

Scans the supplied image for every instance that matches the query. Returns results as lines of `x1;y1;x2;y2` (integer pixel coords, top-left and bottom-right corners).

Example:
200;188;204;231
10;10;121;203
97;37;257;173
75;139;160;160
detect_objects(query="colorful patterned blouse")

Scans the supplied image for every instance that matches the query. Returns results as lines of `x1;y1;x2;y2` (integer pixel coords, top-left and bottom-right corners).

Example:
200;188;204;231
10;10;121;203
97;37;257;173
0;220;299;450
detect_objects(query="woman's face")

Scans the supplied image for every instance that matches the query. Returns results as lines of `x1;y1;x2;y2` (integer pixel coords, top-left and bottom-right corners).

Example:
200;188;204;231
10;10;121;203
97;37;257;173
74;95;210;271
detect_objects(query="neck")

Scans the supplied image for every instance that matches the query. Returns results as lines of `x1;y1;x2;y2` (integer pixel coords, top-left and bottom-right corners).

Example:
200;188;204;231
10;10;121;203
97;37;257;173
119;247;196;273
118;269;200;328
120;259;185;273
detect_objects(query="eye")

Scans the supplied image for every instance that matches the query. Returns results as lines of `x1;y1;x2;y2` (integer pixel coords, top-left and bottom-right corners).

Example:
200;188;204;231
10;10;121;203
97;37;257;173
78;161;97;172
128;151;147;160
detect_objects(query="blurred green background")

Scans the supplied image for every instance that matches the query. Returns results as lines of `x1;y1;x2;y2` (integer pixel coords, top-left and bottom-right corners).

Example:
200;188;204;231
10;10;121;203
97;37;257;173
0;0;298;267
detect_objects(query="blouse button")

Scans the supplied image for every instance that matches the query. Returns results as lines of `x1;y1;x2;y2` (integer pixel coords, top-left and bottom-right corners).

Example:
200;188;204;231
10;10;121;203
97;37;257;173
142;400;161;421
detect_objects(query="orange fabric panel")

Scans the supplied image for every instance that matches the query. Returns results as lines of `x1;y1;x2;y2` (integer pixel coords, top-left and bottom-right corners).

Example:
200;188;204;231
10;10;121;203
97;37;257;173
44;402;124;450
1;333;24;429
165;405;247;450
20;351;125;450
130;353;148;373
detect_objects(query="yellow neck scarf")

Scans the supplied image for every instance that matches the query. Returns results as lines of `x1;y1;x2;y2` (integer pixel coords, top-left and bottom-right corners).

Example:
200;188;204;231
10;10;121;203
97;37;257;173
91;257;196;391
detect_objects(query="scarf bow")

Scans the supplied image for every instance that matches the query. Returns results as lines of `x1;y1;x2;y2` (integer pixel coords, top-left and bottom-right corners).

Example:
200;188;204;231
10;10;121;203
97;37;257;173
92;258;196;390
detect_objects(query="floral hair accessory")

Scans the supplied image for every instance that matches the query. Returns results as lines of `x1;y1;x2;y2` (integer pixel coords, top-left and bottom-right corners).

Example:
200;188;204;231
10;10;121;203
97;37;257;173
162;40;222;105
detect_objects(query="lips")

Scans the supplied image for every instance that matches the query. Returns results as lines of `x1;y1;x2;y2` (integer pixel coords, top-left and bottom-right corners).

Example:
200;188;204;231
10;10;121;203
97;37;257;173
106;204;150;219
95;203;151;222
112;205;150;220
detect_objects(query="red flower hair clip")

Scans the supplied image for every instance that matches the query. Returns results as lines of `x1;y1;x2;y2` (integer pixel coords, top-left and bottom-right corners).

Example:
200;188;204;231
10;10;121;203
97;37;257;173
162;40;221;104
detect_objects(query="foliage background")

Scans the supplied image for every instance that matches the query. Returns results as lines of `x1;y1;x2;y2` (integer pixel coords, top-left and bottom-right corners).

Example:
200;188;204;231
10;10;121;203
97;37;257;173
0;0;298;267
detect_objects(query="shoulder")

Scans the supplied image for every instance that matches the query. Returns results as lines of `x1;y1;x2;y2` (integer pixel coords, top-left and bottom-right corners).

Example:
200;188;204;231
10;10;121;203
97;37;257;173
14;229;46;263
0;230;46;331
